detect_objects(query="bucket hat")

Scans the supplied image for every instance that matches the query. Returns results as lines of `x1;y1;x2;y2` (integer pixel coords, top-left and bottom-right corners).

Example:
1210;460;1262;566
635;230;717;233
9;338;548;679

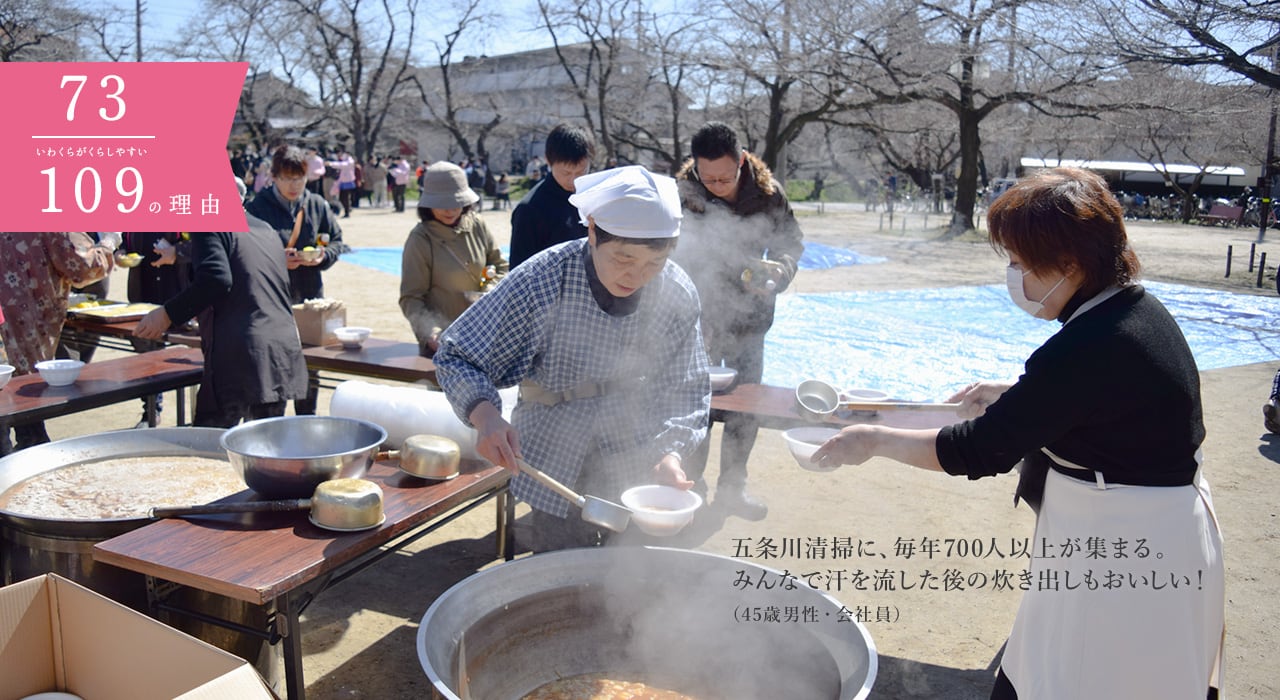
417;162;480;209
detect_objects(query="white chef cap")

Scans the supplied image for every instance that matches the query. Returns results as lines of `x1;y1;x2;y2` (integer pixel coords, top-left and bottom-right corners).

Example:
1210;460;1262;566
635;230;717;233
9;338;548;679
568;165;681;239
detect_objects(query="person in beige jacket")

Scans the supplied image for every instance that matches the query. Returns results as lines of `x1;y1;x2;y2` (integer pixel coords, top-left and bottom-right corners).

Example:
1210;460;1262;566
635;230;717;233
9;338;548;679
400;162;508;356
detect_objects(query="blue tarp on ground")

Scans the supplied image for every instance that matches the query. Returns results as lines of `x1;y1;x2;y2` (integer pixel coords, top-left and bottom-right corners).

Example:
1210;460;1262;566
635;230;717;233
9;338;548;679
796;242;887;268
763;281;1280;400
343;248;1280;399
344;241;883;277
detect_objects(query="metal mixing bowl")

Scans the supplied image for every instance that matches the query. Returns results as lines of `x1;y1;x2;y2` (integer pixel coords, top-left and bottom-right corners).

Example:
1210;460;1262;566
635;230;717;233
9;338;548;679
221;416;387;498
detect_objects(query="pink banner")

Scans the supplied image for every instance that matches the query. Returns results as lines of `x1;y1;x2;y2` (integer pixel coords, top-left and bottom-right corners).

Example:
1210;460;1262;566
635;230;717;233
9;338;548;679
1;62;249;232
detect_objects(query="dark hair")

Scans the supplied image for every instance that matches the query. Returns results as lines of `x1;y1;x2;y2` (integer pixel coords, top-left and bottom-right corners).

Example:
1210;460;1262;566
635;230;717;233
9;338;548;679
545;124;595;165
594;225;678;252
417;204;474;225
270;145;308;177
987;167;1140;297
690;122;741;161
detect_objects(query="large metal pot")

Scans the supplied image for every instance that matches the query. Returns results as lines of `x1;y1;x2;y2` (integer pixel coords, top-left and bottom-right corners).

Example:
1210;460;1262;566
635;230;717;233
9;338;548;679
221;415;387;498
0;428;281;691
418;547;877;699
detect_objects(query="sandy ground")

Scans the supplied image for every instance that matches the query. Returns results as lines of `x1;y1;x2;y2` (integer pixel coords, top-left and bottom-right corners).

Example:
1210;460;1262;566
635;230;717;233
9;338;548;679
34;203;1280;698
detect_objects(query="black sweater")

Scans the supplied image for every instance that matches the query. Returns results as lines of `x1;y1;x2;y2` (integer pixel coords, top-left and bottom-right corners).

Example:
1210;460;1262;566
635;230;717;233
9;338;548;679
509;176;587;268
937;286;1204;487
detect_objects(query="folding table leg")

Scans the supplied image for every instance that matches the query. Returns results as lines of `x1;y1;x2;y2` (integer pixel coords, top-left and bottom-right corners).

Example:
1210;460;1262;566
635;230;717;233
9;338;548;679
276;592;307;700
143;395;159;427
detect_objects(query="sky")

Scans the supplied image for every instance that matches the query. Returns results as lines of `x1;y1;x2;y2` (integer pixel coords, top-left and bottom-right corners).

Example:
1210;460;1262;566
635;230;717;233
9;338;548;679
106;0;546;61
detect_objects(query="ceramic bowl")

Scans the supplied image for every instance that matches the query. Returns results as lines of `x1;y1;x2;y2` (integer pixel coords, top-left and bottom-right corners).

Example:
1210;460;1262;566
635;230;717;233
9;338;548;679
782;426;842;471
34;359;85;387
333;326;372;349
708;366;738;392
620;485;702;536
0;364;13;390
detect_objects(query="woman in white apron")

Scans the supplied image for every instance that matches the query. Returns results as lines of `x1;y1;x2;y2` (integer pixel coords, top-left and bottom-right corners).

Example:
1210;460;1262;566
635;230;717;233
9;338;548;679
812;167;1224;699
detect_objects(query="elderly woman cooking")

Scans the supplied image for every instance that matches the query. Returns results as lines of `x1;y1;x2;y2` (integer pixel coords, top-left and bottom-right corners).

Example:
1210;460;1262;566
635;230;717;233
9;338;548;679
433;165;710;553
399;161;508;357
812;168;1223;700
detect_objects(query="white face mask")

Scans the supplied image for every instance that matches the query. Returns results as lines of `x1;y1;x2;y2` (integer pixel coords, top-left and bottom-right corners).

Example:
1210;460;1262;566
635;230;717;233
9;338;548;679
1006;265;1066;318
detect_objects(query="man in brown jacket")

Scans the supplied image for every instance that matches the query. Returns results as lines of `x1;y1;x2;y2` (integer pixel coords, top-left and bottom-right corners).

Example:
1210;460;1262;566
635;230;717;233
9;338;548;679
671;122;805;520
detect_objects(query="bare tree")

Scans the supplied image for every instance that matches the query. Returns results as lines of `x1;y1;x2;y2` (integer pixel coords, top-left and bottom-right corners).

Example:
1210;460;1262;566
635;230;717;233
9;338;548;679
838;1;1116;235
81;4;135;61
536;0;640;162
411;0;502;162
0;0;88;61
283;0;420;161
165;0;326;150
1108;74;1260;221
696;0;874;175
608;9;710;171
1089;0;1280;90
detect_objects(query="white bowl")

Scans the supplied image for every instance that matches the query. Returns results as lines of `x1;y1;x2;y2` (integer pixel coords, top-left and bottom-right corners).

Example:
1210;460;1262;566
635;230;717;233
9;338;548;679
842;388;889;402
782;426;842;471
333;326;372;349
0;364;13;390
34;359;85;387
620;484;703;536
708;366;738;392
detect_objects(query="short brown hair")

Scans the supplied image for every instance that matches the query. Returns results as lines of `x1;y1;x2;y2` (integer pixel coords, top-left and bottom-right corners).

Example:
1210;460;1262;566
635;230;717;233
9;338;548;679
987;167;1139;297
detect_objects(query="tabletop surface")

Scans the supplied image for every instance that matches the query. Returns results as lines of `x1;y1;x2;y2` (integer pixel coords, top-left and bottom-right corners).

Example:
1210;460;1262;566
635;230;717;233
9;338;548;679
301;338;436;383
93;459;507;605
0;346;203;421
61;314;201;347
711;382;961;430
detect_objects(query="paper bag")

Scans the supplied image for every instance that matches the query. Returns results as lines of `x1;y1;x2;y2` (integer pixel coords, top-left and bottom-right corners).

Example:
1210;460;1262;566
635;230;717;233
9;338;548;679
292;298;347;346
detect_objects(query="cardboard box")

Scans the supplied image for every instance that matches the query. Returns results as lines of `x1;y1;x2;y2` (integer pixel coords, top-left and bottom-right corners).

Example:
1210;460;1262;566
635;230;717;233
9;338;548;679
0;573;276;700
291;298;346;346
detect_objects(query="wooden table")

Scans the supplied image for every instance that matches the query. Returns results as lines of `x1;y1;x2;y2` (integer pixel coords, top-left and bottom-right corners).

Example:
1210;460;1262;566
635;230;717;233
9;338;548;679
62;316;434;386
94;459;510;700
60;313;201;350
711;382;962;430
0;346;204;454
302;338;436;384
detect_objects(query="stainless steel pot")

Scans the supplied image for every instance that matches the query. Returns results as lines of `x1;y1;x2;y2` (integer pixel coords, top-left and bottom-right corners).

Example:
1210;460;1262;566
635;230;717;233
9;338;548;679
417;547;877;699
0;428;281;692
221;415;387;498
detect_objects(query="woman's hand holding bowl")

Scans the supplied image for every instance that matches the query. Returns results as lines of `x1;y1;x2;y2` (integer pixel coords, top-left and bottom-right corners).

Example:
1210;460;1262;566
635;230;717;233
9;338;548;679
809;424;880;469
947;381;1013;419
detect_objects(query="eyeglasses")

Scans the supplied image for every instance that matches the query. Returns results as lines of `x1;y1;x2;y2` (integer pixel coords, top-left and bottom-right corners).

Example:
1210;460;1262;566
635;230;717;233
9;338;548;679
277;175;307;185
698;172;737;187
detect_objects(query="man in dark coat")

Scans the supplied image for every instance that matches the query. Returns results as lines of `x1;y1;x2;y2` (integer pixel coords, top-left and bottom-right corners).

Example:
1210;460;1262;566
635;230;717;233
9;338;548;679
134;219;308;428
671;122;805;520
245;144;344;415
245;145;344;302
508;123;595;267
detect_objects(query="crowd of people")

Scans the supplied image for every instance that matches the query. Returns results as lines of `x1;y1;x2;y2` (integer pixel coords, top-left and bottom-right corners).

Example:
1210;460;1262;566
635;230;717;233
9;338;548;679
0;125;1229;699
231;146;414;217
